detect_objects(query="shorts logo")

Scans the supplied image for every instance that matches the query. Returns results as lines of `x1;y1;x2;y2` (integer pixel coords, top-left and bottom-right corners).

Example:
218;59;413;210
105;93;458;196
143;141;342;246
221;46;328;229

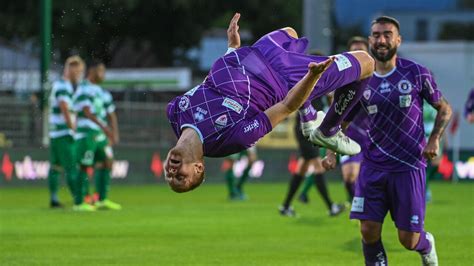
243;119;260;133
222;98;243;114
301;105;316;116
334;54;352;71
363;89;371;100
335;90;356;115
214;114;228;129
410;215;419;224
379;81;391;94
351;197;364;212
397;79;413;94
367;104;378;114
399;95;412;108
179;96;190;111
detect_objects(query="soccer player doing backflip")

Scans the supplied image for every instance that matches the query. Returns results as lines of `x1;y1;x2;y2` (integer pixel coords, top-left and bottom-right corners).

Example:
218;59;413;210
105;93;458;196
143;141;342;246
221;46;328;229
165;13;374;193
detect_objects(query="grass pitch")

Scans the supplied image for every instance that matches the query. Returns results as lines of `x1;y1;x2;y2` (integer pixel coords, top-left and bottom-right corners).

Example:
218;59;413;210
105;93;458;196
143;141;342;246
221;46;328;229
0;182;472;265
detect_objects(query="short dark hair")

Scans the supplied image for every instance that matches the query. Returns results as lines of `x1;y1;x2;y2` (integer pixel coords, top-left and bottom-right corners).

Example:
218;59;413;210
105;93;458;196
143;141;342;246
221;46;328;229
371;16;400;32
347;36;368;50
87;59;105;72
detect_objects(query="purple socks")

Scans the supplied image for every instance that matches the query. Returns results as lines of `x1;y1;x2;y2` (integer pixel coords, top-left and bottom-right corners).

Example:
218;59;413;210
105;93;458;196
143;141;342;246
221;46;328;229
319;78;370;136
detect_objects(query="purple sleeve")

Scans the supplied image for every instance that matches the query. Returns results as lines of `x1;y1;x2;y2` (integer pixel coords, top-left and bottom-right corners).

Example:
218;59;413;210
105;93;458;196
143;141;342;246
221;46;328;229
419;68;442;105
226;112;273;149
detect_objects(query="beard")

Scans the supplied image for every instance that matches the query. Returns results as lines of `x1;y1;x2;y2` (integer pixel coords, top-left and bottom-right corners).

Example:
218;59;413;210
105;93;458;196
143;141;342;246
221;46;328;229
370;44;397;62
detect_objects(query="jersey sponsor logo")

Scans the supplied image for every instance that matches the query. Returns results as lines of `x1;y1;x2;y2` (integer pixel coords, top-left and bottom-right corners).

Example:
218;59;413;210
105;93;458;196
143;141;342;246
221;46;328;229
222;98;243;114
410;215;419;224
379;81;391;94
351;197;364;212
214;114;228;129
399;95;412;108
397;79;413;94
335;89;356;115
367;104;378;114
185;85;199;96
243;119;260;133
334;54;352;71
179;96;190;111
423;79;435;95
363;89;371;100
244;119;260;133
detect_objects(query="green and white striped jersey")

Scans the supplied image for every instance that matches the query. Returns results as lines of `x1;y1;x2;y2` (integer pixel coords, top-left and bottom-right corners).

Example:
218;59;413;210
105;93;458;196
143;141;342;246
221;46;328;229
49;78;75;138
73;80;106;138
98;89;116;125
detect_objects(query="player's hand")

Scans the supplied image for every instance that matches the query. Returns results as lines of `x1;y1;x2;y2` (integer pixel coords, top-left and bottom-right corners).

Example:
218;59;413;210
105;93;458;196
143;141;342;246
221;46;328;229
308;57;334;77
322;150;337;170
227;13;241;49
423;138;439;160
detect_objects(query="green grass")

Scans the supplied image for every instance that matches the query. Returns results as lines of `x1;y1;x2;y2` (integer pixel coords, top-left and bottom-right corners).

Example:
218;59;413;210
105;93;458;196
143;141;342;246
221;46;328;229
0;182;473;265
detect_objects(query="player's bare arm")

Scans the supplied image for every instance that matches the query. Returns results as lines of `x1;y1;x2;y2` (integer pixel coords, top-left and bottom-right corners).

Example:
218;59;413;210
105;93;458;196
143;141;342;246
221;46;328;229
59;100;75;131
423;97;452;159
107;111;120;145
265;59;333;127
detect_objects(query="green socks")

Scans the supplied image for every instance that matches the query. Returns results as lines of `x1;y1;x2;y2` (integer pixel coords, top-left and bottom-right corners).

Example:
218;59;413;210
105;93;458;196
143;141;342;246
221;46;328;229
95;168;111;201
48;168;60;202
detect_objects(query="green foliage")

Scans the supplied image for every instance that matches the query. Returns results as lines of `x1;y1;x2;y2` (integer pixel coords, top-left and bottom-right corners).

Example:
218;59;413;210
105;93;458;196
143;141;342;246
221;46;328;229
0;0;302;66
0;182;472;265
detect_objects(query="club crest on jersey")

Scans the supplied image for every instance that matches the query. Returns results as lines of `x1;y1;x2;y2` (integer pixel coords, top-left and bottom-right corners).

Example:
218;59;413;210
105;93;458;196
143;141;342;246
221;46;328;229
363;89;371;100
222;98;243;114
178;96;190;111
214;114;228;129
399;95;412;108
397;79;413;94
379;81;391;93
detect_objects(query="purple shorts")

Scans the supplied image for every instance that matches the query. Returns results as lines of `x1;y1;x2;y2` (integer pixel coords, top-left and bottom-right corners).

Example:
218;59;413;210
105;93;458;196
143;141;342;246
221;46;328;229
252;29;362;101
340;153;363;165
350;163;426;232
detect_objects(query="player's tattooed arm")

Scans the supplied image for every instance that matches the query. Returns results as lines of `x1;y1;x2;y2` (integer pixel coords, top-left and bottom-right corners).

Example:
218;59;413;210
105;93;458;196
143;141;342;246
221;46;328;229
423;97;452;160
429;97;452;141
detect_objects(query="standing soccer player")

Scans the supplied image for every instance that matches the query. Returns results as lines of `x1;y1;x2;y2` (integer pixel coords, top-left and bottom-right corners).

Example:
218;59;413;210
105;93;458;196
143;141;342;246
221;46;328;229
47;56;84;208
90;60;121;210
325;16;452;265
222;147;257;200
73;61;118;211
279;97;345;217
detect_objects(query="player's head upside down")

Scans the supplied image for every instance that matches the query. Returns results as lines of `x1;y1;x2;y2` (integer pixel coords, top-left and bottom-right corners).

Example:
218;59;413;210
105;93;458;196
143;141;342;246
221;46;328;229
164;128;205;193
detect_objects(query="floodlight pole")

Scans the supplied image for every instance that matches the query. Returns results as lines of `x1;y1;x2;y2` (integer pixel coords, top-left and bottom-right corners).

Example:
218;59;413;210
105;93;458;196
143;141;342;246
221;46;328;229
40;0;52;146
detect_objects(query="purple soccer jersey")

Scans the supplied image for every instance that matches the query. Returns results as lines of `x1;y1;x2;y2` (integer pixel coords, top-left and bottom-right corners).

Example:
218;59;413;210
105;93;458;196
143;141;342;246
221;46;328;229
350;57;442;171
167;30;361;157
